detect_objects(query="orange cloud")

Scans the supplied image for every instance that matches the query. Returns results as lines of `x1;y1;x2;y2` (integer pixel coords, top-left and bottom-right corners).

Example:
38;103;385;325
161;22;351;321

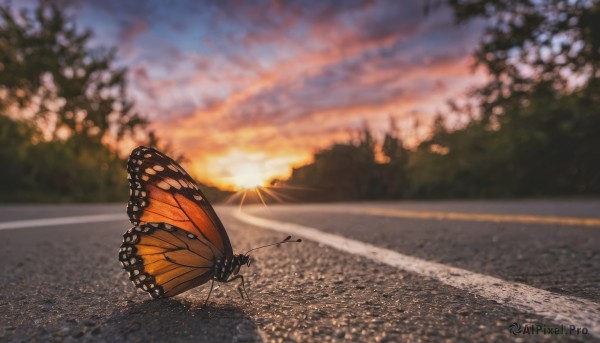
69;0;488;189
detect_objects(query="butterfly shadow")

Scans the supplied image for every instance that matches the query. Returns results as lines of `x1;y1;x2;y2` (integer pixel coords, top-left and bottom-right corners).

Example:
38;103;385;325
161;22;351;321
104;296;261;342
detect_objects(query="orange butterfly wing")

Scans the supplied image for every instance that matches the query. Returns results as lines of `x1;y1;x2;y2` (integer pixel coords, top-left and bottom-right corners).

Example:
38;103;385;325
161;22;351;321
119;222;217;298
126;146;233;259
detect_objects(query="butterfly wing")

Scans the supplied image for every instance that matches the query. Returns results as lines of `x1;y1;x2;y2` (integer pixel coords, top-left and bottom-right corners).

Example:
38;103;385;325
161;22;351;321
126;146;233;259
119;222;220;298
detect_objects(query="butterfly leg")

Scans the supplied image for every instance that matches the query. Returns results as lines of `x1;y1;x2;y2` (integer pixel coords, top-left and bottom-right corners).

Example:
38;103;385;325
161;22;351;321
228;275;250;303
204;279;215;306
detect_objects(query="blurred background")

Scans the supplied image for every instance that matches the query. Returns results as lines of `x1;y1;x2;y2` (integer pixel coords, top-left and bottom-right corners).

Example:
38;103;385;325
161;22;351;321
1;0;598;204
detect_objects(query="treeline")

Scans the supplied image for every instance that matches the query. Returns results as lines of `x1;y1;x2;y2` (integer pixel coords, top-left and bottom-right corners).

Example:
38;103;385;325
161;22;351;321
283;88;599;201
281;0;600;201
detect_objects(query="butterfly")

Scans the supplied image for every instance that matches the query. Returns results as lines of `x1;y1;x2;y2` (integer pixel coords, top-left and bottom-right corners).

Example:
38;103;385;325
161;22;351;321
118;146;301;302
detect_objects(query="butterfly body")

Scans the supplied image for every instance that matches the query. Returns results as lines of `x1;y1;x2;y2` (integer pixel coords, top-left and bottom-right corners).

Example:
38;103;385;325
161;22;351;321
214;254;250;282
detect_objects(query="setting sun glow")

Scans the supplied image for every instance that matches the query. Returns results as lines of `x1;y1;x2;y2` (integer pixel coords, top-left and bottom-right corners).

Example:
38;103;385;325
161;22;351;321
230;163;266;189
193;150;300;190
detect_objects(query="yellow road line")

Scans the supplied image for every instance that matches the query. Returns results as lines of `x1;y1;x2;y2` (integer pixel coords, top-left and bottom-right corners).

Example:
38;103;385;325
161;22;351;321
356;208;600;227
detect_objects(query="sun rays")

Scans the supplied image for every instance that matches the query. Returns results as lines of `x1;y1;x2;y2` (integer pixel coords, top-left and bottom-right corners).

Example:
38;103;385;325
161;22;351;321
224;184;319;210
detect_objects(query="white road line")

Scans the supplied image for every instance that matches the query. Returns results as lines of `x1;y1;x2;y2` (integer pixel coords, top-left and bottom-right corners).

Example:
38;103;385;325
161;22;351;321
234;210;600;337
0;213;125;231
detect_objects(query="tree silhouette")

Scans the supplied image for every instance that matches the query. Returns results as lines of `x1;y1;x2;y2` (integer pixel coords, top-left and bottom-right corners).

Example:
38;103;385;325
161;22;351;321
0;3;146;202
0;4;145;145
442;0;600;195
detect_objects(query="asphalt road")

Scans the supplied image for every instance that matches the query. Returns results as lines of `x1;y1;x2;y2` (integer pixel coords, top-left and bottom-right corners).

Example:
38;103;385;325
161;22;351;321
0;200;599;342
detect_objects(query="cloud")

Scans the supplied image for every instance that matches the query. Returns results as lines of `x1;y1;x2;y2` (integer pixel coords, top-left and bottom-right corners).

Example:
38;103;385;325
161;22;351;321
119;18;149;42
47;0;488;186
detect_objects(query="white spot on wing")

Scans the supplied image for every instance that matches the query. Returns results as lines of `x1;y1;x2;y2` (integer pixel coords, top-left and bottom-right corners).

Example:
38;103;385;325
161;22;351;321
193;195;202;201
165;178;181;190
157;181;170;190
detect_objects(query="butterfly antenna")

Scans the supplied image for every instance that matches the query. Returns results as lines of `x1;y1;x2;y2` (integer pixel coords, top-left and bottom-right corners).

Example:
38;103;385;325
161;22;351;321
245;235;302;255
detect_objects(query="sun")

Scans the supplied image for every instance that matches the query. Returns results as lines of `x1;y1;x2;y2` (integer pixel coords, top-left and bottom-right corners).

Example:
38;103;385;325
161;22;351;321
230;164;267;189
191;150;309;191
197;150;291;190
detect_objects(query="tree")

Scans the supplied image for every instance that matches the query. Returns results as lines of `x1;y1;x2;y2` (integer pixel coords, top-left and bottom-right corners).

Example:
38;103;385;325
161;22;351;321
0;4;146;145
381;117;409;198
435;0;600;195
284;125;380;201
0;3;147;202
447;0;599;113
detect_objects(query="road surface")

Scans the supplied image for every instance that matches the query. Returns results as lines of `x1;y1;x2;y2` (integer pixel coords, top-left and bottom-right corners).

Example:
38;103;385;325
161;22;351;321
0;200;599;342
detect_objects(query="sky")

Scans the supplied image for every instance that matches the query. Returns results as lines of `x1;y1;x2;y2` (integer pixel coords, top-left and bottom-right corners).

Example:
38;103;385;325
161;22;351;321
46;0;487;189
